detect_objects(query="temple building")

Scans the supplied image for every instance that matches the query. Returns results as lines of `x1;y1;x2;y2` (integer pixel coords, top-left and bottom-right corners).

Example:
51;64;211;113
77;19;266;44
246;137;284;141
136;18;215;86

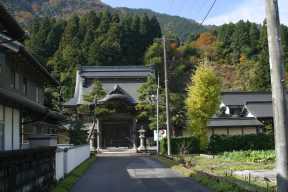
64;66;154;150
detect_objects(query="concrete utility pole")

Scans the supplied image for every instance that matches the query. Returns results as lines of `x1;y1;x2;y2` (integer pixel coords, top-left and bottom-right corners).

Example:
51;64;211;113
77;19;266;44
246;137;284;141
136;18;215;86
162;36;171;156
265;0;288;191
156;74;160;155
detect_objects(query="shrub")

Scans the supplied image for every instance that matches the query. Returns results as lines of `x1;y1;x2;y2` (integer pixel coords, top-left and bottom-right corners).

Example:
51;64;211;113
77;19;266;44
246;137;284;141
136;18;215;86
160;136;200;155
208;134;274;153
219;150;275;163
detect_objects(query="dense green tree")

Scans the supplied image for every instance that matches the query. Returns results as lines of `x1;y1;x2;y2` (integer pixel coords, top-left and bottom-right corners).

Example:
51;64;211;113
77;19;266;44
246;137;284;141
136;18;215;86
251;23;271;91
60;15;80;49
84;80;106;102
69;120;88;145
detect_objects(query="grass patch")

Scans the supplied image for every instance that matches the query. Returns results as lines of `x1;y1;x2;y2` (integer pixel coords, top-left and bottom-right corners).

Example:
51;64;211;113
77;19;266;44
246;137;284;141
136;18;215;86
52;157;96;192
155;155;245;191
219;150;275;163
155;155;276;192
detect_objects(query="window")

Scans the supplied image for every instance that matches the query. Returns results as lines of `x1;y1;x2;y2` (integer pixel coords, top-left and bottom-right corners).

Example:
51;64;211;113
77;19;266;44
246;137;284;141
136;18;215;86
0;53;5;73
0;105;4;150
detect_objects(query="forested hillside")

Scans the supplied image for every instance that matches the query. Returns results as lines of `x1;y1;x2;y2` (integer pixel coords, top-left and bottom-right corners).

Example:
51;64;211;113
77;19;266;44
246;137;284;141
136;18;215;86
208;21;288;91
1;0;206;40
24;10;161;108
143;20;288;94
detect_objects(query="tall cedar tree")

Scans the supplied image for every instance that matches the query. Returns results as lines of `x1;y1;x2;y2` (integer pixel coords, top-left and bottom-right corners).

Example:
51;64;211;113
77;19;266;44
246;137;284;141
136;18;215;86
252;22;271;91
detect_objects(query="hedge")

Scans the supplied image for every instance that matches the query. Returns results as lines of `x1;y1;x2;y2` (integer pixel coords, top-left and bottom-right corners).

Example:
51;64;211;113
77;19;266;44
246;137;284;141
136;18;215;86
160;136;200;155
208;134;274;153
160;134;274;155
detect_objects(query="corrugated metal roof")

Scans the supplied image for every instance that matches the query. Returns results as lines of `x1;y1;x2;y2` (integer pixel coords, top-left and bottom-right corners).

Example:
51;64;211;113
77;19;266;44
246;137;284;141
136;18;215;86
207;117;263;128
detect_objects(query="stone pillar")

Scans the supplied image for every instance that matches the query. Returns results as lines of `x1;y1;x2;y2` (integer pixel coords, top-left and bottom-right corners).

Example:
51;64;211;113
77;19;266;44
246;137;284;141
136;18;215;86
132;118;137;149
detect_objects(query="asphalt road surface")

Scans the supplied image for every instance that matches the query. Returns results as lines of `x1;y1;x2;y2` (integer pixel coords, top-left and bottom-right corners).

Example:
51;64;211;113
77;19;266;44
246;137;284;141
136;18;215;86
70;155;210;192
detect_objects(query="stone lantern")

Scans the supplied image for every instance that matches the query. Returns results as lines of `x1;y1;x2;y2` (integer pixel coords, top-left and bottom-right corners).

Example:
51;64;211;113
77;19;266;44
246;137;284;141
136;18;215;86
137;127;146;151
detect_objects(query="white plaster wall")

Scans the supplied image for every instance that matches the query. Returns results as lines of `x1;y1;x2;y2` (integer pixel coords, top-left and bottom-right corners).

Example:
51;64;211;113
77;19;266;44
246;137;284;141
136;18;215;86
243;127;257;135
229;128;243;136
55;150;65;180
214;128;228;135
64;145;90;174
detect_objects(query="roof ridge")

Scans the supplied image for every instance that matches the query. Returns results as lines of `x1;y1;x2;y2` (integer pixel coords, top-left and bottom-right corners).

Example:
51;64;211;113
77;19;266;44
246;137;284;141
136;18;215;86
246;101;272;104
222;91;272;94
209;117;258;120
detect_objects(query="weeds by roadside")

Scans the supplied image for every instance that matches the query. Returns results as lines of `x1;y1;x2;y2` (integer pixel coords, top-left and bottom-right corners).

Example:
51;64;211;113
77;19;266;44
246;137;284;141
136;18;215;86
52;156;96;192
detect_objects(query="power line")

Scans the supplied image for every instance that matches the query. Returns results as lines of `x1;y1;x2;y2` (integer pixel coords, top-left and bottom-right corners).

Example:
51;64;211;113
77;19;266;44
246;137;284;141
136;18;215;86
200;0;217;25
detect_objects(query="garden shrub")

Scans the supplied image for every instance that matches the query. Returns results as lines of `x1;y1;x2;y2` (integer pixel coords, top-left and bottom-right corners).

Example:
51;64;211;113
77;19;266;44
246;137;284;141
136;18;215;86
208;134;274;153
160;136;200;155
219;150;275;163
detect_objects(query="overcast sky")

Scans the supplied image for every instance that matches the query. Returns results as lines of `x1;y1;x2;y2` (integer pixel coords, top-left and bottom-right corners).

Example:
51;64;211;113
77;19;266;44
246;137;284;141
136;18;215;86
102;0;288;25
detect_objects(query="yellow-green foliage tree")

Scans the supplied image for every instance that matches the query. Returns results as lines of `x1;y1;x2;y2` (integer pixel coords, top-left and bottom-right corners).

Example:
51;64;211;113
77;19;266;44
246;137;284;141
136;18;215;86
186;64;221;149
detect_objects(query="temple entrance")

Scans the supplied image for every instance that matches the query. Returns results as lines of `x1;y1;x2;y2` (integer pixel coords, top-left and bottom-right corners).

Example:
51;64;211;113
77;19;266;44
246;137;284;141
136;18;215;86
101;120;132;148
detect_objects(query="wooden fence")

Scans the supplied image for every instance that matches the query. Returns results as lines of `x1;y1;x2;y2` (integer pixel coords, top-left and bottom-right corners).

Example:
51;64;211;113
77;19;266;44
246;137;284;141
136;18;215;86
0;147;56;192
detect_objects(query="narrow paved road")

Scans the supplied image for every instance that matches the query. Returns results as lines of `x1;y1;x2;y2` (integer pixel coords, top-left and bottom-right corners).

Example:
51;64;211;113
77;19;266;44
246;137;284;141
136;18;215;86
71;155;210;192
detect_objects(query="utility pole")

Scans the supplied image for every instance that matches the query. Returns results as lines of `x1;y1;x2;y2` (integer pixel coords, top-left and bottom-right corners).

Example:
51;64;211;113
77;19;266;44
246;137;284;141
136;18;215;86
156;74;160;155
265;0;288;191
162;36;171;156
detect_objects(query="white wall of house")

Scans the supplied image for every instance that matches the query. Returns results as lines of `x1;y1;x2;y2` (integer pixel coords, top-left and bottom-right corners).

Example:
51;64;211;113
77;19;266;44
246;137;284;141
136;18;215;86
1;105;21;151
243;127;257;135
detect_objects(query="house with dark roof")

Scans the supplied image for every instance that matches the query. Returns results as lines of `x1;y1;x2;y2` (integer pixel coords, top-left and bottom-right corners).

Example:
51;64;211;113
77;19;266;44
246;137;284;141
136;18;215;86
0;3;70;191
64;65;154;150
0;3;65;151
207;92;275;137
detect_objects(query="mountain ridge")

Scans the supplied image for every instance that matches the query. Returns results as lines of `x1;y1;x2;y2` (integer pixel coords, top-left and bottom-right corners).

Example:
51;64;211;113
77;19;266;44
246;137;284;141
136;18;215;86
1;0;207;40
